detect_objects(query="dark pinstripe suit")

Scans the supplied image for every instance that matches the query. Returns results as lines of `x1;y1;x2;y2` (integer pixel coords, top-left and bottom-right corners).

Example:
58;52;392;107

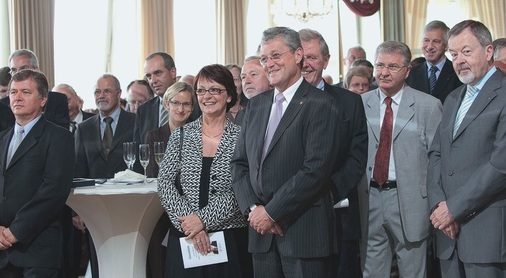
232;79;340;277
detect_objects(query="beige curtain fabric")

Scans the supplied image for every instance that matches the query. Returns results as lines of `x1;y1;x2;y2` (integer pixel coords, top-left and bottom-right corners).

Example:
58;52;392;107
140;0;174;71
216;0;246;65
464;0;506;39
10;0;55;87
380;0;405;42
404;0;428;57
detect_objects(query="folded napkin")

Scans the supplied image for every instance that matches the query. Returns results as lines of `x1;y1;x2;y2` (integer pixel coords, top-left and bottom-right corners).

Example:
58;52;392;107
113;169;146;180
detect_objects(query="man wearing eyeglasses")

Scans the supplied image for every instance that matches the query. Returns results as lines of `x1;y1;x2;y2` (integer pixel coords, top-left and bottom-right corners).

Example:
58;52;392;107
1;49;70;130
74;73;137;278
358;41;442;278
232;26;340;277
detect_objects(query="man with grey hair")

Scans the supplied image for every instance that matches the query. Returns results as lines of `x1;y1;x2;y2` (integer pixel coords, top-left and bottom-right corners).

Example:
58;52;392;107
232;26;340;277
359;41;442;278
493;37;506;75
2;49;70;129
53;83;95;133
428;20;506;278
299;27;367;278
74;73;137;278
406;20;462;103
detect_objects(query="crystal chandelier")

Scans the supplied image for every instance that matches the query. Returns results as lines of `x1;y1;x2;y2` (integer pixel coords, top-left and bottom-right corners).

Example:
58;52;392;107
280;0;333;22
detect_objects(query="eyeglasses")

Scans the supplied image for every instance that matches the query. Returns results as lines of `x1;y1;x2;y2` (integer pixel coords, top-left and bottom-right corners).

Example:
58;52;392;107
195;88;226;95
259;50;292;66
375;64;407;73
169;100;193;108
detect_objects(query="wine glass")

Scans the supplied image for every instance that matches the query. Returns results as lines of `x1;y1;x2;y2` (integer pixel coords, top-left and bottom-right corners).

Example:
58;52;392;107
139;144;150;183
154;141;165;167
123;142;135;170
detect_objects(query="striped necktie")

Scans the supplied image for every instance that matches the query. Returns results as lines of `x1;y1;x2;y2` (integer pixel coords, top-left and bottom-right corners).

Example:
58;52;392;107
429;66;438;94
453;85;479;138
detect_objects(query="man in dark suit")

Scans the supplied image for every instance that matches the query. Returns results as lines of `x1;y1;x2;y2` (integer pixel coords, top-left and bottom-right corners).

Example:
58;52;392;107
231;26;339;277
0;69;74;277
428;20;506;278
134;52;200;144
52;83;94;278
406;21;462;103
6;49;70;129
300;28;368;278
74;74;136;278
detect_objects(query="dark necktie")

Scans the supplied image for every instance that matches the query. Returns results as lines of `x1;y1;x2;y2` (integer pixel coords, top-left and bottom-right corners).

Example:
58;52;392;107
102;117;113;157
70;121;77;134
373;97;393;187
429;66;438;94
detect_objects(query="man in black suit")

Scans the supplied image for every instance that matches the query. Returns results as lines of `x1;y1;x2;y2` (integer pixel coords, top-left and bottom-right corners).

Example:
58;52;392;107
0;69;74;277
5;49;70;129
74;74;136;278
300;28;368;278
134;52;200;144
231;26;340;277
53;83;95;134
406;21;462;103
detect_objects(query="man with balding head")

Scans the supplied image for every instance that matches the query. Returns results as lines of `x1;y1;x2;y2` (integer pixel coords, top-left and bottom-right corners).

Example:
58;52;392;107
53;83;95;134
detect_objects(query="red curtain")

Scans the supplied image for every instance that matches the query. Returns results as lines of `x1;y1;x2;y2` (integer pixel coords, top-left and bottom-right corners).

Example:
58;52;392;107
343;0;380;17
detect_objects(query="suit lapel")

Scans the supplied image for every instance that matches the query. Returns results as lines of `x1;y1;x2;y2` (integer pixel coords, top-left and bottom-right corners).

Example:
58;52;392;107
255;91;274;162
265;81;307;156
89;116;107;161
7;118;45;169
453;71;501;140
110;109;127;153
393;89;415;140
365;89;382;143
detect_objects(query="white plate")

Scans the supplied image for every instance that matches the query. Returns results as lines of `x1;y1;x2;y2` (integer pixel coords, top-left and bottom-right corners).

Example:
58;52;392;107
108;178;144;183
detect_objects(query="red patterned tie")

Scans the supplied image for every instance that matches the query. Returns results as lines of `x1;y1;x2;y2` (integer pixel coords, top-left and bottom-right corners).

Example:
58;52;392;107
373;97;393;187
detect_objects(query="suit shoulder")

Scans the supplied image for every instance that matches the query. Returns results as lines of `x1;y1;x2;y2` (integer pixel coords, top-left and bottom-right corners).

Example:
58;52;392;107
406;86;441;104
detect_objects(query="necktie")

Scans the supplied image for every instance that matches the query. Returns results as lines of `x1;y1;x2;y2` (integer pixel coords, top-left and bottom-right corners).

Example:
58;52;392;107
373;97;393;187
429;66;438;94
70;121;77;134
453;85;479;138
7;126;24;166
159;102;168;127
258;93;285;193
103;117;113;157
262;93;285;158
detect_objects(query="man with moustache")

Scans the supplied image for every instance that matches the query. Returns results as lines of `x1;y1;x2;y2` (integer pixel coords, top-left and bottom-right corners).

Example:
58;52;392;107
232;26;339;277
74;74;136;278
299;28;367;278
359;41;442;278
428;20;506;278
406;20;462;103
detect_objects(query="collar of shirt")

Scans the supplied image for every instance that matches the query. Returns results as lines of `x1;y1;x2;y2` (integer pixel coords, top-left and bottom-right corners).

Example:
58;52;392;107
14;114;42;139
426;57;446;75
316;79;325;90
99;107;121;123
74;110;83;124
272;75;303;107
472;66;497;91
378;85;404;108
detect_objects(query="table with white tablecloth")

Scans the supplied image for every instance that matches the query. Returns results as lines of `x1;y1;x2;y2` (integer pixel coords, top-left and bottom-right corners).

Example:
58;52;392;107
66;182;164;278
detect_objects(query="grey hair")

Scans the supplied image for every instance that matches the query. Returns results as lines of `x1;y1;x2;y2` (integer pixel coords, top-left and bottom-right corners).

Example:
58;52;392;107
374;41;412;66
299;28;330;57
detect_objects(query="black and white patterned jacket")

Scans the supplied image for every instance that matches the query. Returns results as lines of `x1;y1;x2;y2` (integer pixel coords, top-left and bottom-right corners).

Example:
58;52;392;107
158;117;247;232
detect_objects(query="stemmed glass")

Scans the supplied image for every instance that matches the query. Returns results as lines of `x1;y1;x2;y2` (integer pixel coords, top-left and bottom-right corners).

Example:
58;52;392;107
154;141;165;168
123;142;136;170
139;144;150;183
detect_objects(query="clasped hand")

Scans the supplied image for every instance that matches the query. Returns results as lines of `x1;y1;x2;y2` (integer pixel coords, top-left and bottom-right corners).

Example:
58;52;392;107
248;205;284;236
178;214;210;255
0;226;18;250
429;201;459;239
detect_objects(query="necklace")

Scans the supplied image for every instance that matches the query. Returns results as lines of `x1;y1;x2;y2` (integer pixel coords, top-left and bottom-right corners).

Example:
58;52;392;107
202;129;223;139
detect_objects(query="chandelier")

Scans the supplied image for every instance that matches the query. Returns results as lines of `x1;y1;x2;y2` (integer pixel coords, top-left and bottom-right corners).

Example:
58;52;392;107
280;0;333;22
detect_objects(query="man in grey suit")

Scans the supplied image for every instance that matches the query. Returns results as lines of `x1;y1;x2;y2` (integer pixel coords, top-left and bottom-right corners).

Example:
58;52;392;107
231;27;339;277
359;41;442;278
428;20;506;278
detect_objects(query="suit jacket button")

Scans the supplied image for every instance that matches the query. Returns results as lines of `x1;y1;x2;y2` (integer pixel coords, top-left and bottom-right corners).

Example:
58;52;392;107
368;167;372;171
448;171;453;176
212;175;217;180
210;189;217;194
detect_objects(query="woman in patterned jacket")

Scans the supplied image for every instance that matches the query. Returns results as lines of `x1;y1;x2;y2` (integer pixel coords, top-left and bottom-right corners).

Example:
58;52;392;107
158;64;252;278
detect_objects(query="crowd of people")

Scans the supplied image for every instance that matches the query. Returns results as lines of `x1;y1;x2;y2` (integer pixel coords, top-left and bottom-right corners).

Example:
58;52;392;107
0;18;505;278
